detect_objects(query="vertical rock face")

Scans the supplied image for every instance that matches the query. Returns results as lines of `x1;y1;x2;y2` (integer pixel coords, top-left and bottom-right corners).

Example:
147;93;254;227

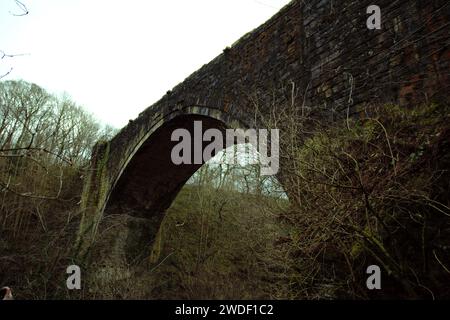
78;0;449;256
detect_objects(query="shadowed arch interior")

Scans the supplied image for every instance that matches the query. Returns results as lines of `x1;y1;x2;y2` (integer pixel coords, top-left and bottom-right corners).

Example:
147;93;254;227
105;114;230;219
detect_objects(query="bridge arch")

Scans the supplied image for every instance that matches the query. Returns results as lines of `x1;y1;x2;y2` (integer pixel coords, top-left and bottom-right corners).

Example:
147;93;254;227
76;105;250;256
106;107;249;217
75;0;449;259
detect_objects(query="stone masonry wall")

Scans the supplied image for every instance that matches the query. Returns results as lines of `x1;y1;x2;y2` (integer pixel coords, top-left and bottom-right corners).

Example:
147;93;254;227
78;0;449;253
304;0;449;116
110;0;449;179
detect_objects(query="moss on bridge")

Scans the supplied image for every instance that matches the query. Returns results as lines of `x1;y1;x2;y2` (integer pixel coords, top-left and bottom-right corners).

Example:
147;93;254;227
76;140;111;260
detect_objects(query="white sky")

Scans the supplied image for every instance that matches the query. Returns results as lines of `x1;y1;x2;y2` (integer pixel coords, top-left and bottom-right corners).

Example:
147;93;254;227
0;0;291;128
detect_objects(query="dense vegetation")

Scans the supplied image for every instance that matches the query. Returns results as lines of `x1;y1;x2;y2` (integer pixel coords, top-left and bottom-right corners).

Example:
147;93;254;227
1;80;449;299
269;102;450;299
0;80;115;298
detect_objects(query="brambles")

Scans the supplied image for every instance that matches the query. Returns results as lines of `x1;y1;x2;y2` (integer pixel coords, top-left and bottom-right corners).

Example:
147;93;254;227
266;102;450;299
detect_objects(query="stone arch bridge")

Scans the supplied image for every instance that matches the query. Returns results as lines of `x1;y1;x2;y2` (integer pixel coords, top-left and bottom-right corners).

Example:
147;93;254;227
77;0;449;257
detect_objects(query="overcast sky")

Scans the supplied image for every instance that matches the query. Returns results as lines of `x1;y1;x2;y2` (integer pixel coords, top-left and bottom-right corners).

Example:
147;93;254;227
0;0;291;128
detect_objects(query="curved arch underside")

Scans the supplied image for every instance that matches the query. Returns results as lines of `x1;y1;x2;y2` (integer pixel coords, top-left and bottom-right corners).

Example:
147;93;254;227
105;114;228;219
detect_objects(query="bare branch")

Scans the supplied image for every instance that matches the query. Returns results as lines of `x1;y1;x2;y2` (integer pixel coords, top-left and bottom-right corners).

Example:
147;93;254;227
0;51;28;80
0;180;60;200
0;67;13;80
0;50;29;60
0;146;73;165
9;0;29;16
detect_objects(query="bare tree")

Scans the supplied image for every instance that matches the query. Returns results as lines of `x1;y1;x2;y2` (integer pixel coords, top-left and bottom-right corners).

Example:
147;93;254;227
1;1;29;79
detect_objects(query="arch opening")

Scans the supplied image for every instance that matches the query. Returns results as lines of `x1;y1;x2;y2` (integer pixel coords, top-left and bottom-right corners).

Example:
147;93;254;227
105;114;230;218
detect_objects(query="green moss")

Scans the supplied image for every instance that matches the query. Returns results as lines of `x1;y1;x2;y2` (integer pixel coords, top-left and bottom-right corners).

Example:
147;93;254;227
76;140;111;258
149;226;163;263
350;241;363;258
